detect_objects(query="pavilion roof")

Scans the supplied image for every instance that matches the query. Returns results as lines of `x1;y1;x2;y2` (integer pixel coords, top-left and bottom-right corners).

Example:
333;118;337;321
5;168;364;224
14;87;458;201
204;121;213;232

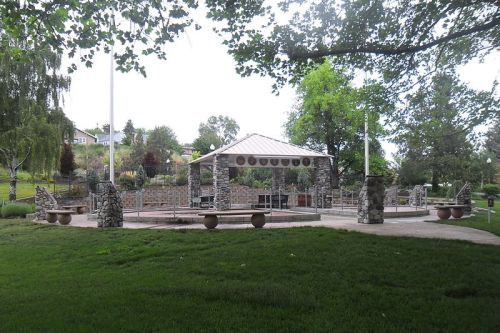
190;133;331;165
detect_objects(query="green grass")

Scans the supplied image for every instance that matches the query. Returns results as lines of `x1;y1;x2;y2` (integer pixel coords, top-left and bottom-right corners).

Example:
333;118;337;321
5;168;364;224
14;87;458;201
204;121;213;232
1;220;499;332
434;199;500;236
0;182;66;200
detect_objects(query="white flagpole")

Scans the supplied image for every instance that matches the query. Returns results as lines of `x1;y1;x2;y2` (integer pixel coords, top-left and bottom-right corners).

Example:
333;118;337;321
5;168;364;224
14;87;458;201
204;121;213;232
109;38;115;184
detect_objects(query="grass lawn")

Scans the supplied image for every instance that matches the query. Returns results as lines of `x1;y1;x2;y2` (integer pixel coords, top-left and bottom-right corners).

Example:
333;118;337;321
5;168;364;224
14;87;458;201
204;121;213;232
0;182;66;201
434;199;500;236
1;220;500;332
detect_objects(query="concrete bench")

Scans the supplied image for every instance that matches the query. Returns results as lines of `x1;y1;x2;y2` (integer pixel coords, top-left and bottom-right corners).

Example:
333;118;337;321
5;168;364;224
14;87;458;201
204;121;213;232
46;210;73;225
434;205;466;219
62;205;87;214
198;210;271;229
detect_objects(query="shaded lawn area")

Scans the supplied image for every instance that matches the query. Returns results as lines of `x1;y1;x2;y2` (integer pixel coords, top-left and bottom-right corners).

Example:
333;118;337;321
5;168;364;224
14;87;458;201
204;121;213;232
0;182;66;201
1;220;499;333
434;201;500;236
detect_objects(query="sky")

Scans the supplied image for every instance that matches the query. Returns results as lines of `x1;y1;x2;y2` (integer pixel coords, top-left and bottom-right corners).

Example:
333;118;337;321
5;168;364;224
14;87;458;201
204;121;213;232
63;9;500;159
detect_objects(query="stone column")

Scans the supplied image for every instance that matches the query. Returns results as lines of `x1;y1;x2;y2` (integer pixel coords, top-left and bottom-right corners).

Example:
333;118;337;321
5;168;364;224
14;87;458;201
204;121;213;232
34;186;59;220
456;182;472;215
409;185;425;207
213;154;230;210
313;157;333;208
97;182;123;228
358;175;385;224
272;168;285;194
188;163;201;207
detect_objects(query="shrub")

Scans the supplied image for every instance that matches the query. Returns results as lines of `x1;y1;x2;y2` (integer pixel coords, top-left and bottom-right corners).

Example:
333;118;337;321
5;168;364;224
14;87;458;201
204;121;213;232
86;170;99;193
118;171;136;190
135;165;146;188
483;184;500;196
1;203;34;218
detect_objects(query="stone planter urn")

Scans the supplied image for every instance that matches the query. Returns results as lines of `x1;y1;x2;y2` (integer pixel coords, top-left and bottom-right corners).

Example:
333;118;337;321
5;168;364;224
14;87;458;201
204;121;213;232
251;214;266;228
203;216;218;229
451;207;464;219
58;214;72;225
436;207;451;220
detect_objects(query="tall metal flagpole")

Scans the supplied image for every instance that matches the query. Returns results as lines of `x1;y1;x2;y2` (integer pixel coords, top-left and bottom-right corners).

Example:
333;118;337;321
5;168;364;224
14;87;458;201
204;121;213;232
364;74;369;176
109;38;115;184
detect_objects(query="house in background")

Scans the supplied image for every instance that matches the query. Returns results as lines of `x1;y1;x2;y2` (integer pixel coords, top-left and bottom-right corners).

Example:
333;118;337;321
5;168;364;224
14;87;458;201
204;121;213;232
96;131;125;145
73;128;97;145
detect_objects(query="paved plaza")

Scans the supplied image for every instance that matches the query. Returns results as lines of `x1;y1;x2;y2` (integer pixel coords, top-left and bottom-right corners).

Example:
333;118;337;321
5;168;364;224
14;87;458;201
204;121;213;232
38;210;500;246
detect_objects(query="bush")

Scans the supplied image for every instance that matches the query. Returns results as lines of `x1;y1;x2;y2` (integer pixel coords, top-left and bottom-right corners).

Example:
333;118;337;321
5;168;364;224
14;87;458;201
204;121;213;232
483;184;500;196
1;203;34;218
86;170;99;193
118;171;136;190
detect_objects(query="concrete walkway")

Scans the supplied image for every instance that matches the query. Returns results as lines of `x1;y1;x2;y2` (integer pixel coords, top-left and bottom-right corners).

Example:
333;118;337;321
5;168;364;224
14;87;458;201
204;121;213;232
38;211;500;246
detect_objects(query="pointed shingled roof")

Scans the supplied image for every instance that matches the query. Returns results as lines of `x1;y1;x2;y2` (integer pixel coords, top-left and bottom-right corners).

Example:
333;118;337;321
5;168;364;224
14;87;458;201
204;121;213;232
191;133;331;165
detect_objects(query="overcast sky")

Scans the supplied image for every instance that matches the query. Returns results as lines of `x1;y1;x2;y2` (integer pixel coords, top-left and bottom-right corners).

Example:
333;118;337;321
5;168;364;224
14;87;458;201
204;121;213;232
63;10;499;158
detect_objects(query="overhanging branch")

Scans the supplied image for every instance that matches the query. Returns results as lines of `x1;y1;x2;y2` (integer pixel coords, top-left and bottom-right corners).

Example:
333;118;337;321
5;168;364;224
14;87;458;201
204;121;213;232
287;16;500;60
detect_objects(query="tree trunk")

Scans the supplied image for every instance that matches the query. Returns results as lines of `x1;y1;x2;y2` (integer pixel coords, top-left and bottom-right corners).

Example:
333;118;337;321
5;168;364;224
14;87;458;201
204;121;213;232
431;170;439;193
331;157;340;189
8;166;17;201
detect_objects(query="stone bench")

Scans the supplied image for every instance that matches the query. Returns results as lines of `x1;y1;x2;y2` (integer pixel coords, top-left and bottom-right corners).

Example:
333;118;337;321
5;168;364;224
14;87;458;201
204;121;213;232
198;210;271;229
434;205;466;220
46;210;73;225
62;205;87;214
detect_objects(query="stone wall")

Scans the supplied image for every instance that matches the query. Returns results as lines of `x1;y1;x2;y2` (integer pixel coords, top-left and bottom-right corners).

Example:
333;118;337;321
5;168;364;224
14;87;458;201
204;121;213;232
456;182;472;215
358;176;385;224
97;182;123;228
314;157;333;208
34;186;59;220
213;154;230;210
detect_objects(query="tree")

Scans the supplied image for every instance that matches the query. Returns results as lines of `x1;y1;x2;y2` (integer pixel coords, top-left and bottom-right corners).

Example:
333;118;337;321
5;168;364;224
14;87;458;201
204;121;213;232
197;115;240;147
130;129;146;170
285;61;390;187
192;130;221;155
135;165;146;189
0;38;72;201
122;119;135;146
146;126;181;164
206;0;500;92
84;125;104;136
393;72;499;191
1;1;199;76
59;143;75;176
142;152;159;178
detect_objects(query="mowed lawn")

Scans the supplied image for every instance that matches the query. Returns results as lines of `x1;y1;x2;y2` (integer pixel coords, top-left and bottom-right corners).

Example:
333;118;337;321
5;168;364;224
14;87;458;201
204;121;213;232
1;220;499;333
434;200;500;236
0;182;66;201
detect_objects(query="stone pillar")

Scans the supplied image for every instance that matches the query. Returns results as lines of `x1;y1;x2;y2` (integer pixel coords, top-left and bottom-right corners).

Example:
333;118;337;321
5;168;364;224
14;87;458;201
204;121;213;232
358;175;385;224
213;154;230;210
97;182;123;227
313;157;333;208
409;185;425;207
188;163;201;207
272;168;285;194
456;182;472;215
34;186;59;220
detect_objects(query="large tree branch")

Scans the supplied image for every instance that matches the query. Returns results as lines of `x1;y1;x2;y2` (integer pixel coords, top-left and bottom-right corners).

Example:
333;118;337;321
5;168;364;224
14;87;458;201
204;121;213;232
15;147;31;171
287;16;500;60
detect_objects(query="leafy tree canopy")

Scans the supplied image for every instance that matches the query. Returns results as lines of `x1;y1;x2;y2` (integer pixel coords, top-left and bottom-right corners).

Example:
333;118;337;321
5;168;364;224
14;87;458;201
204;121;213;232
0;37;73;200
1;0;199;76
206;0;500;92
286;61;391;186
122;119;135;145
393;72;499;190
146;125;181;163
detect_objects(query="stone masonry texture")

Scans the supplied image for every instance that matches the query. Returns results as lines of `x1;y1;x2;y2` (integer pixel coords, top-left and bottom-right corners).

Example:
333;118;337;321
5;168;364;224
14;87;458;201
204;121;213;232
97;182;123;227
358;175;385;224
213;154;230;210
